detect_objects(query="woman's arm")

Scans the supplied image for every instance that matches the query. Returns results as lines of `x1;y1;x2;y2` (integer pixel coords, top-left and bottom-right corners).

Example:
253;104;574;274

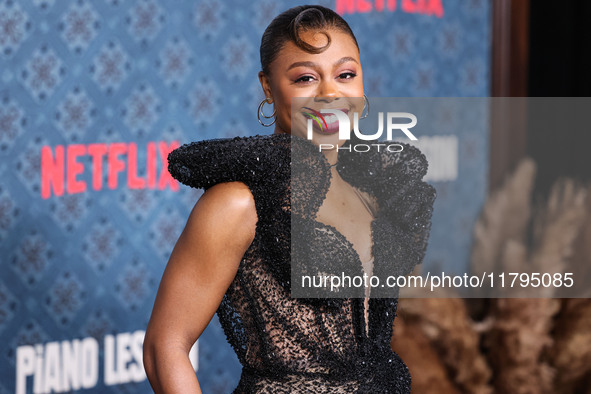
143;181;258;393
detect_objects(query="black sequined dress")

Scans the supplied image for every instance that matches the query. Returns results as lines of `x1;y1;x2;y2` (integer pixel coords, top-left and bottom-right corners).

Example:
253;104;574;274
167;133;436;393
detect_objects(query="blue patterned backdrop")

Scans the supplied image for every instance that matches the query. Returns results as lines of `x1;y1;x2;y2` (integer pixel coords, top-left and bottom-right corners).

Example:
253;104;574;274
0;0;491;392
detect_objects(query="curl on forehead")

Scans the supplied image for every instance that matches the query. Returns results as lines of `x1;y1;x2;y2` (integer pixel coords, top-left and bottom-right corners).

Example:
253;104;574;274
260;5;360;75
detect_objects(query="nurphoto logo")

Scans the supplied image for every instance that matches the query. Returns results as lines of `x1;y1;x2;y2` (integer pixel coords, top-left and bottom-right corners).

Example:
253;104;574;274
302;107;419;152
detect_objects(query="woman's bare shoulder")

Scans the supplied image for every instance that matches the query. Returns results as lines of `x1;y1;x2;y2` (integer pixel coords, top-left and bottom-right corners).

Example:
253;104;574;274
184;181;258;251
201;181;258;212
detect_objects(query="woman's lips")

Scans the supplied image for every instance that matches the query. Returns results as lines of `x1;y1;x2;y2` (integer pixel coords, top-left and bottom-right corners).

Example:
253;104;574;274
302;107;350;135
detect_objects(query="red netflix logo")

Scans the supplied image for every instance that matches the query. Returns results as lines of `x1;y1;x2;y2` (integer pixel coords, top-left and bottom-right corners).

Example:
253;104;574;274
40;141;180;199
336;0;444;17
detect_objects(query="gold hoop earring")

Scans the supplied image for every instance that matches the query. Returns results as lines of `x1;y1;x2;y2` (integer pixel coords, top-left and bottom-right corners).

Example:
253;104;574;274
258;97;276;127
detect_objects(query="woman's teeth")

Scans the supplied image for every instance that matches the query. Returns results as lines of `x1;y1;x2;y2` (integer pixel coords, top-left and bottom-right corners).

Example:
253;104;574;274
323;114;338;124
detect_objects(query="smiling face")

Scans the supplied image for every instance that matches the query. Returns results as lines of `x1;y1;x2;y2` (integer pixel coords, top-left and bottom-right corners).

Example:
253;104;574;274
258;29;365;149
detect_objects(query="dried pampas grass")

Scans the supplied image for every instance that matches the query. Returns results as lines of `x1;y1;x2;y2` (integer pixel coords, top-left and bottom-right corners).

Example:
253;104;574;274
395;297;493;394
475;161;587;393
547;190;591;392
393;156;591;394
549;298;591;392
529;179;588;297
391;312;461;394
484;298;559;394
471;157;536;277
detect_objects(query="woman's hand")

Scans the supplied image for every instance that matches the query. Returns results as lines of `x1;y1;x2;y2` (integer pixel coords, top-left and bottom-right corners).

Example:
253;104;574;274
143;181;257;393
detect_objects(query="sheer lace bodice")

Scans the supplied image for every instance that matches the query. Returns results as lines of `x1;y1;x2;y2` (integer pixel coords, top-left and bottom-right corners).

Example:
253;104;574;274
167;133;436;393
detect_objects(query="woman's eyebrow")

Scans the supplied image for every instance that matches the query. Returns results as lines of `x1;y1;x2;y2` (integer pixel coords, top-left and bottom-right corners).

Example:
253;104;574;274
287;57;359;71
334;56;358;67
287;61;317;71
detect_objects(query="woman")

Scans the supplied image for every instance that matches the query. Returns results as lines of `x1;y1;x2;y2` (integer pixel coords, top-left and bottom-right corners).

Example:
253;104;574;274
143;5;435;393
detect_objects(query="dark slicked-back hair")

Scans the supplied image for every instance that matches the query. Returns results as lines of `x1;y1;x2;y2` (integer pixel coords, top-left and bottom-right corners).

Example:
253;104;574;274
260;5;359;75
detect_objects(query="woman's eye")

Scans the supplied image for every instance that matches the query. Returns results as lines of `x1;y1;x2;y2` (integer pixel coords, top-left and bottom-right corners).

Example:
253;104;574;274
295;75;315;83
338;72;357;80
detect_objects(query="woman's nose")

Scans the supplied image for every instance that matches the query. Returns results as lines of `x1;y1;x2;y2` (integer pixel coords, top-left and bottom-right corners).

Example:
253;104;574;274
316;79;339;99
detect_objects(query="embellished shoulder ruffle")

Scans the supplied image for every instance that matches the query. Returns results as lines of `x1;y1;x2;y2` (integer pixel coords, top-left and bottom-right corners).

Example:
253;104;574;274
336;133;436;236
167;134;291;192
167;133;434;232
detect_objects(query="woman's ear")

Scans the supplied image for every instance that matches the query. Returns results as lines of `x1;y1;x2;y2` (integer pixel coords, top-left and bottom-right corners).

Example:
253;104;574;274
258;71;273;102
